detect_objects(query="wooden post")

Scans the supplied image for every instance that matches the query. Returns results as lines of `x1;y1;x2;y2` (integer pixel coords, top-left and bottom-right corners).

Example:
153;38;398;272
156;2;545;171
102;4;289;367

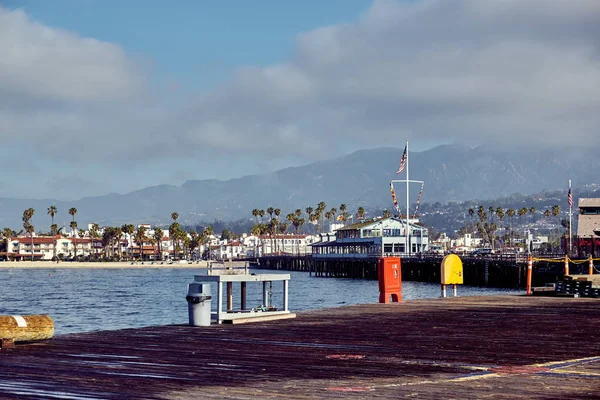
564;255;569;276
441;284;446;298
263;281;269;306
241;282;247;311
217;282;223;323
452;284;457;297
526;255;533;295
283;280;289;311
589;256;594;275
226;282;233;311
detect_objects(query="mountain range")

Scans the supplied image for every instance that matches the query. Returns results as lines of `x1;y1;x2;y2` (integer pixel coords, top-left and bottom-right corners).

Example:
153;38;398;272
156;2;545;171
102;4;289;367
1;144;597;231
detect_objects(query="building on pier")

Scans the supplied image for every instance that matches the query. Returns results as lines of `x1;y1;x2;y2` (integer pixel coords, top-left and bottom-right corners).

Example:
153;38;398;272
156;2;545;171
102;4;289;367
575;198;600;256
311;217;429;259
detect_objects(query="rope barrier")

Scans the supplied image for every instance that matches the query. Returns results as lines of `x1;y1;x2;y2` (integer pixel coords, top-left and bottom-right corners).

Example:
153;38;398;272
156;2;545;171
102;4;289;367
533;257;599;264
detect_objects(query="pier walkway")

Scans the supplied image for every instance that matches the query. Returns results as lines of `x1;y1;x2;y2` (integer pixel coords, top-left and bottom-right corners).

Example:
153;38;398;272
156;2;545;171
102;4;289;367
1;296;599;399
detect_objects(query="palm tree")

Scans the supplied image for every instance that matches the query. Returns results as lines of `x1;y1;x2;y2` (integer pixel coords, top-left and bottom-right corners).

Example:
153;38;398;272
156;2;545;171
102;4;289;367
68;207;77;232
337;204;349;226
169;222;181;260
189;232;201;261
274;208;281;252
22;208;35;261
324;211;333;231
171;212;179;222
305;207;313;218
89;224;100;259
69;221;78;259
267;207;275;250
383;209;391;219
47;205;57;233
121;224;135;260
518;207;528;229
202;226;214;259
153;228;164;260
506;209;516;247
26;223;35;260
495;208;505;247
317;202;326;232
252;209;259;223
258;209;265;222
529;207;536;224
468;207;475;233
1;228;13;259
134;226;147;261
357;207;365;221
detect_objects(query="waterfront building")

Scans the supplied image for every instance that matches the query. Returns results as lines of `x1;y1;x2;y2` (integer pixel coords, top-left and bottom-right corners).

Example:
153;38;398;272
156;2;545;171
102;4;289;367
312;217;429;259
575;198;600;256
3;236;92;260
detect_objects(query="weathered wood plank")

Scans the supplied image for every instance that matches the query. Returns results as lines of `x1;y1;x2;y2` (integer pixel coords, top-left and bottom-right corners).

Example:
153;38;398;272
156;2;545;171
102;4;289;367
0;296;599;399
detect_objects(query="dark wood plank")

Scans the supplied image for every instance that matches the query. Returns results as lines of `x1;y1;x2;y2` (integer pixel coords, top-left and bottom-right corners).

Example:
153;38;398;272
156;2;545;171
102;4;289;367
0;296;599;399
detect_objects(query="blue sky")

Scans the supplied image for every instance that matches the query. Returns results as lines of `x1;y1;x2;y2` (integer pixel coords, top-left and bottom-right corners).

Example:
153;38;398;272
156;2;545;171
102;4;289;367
0;0;598;200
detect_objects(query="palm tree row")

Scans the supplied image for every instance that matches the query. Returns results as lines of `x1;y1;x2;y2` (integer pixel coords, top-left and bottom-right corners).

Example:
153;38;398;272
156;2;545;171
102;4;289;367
466;205;562;249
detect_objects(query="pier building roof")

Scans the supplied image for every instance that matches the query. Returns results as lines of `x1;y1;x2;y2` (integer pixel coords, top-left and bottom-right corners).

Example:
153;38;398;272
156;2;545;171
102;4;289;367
577;198;600;237
579;198;600;208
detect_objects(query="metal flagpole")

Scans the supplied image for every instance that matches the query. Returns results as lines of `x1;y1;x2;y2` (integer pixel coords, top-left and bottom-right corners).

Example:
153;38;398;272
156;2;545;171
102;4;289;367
405;140;410;255
569;180;572;254
391;139;423;256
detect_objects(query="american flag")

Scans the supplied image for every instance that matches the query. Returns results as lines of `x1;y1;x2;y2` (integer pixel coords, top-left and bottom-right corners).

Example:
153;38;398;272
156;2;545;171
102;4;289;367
396;143;407;174
568;187;573;208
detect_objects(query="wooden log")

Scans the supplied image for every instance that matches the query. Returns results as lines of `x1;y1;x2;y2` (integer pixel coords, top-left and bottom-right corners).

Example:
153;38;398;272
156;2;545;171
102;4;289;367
0;315;54;345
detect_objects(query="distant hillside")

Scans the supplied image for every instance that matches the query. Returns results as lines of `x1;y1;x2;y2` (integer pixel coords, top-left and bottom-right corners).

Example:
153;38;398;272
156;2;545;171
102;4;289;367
1;144;599;230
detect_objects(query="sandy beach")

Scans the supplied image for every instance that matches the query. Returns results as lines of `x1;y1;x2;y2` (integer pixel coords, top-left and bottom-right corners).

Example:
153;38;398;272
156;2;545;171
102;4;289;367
0;260;214;269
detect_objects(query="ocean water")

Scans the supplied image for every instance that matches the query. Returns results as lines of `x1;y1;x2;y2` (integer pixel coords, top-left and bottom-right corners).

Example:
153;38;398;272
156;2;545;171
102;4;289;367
0;268;521;335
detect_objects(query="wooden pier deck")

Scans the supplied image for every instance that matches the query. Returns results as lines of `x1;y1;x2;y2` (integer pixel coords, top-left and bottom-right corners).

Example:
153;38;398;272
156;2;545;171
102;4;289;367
1;296;600;399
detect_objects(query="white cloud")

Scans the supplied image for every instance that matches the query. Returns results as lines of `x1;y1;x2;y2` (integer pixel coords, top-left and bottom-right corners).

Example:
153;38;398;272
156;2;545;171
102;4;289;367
0;8;143;104
1;1;600;199
180;0;600;152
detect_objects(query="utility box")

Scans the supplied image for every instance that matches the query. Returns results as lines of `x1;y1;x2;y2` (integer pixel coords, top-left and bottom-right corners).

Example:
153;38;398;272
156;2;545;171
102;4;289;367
441;254;464;285
378;257;402;303
186;283;212;326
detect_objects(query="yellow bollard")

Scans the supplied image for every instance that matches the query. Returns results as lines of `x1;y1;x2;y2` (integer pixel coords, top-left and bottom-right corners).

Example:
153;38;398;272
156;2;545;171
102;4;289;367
590;256;594;275
564;255;569;276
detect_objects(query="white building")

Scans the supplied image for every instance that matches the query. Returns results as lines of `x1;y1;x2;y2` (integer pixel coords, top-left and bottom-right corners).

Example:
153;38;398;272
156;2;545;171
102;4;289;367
312;217;429;258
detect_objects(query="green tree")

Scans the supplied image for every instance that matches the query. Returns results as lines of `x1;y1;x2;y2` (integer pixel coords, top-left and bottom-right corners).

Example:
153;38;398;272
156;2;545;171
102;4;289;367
221;228;235;241
1;228;14;259
153;227;164;260
316;202;326;232
121;224;135;260
273;208;281;252
383;209;391;219
506;209;516;247
89;224;100;259
22;208;35;261
134;226;147;261
47;205;57;233
357;207;365;221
